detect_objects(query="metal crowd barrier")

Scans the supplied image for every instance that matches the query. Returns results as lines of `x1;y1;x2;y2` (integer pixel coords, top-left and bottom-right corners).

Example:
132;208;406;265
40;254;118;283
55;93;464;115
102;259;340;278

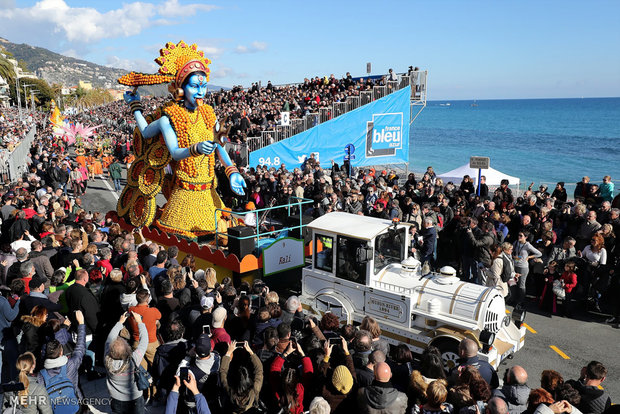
0;125;37;184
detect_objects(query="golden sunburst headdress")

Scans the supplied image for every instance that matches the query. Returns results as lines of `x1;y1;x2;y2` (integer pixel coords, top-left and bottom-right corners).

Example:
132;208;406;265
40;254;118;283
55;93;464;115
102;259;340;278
117;40;211;88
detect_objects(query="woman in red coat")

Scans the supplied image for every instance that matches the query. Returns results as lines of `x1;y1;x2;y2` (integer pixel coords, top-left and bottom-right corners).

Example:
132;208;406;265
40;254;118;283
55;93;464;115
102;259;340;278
559;261;578;317
270;340;313;414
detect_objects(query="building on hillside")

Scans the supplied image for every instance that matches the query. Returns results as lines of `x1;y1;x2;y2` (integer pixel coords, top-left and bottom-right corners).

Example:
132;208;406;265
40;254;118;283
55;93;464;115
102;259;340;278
78;80;93;91
0;76;9;108
107;89;124;100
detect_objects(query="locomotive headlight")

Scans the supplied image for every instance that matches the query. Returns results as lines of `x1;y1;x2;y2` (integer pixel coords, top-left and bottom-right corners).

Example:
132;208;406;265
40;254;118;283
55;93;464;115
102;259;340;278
479;330;495;353
511;307;527;328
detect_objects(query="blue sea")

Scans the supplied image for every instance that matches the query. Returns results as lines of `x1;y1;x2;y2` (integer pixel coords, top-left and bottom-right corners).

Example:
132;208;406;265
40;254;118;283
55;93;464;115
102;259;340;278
409;97;620;189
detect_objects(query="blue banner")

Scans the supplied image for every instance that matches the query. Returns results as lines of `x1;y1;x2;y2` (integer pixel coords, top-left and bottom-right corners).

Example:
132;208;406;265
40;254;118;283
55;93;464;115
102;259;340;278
249;86;411;169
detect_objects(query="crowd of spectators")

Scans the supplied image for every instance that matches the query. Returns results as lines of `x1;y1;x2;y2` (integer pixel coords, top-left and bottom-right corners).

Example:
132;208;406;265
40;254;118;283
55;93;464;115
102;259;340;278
0;107;46;150
225;162;618;320
0;130;615;414
204;69;409;145
0;67;616;413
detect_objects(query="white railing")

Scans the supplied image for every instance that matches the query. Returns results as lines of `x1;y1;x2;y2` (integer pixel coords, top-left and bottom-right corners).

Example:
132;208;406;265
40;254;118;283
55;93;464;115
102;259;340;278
374;279;417;295
245;71;428;156
0;125;37;183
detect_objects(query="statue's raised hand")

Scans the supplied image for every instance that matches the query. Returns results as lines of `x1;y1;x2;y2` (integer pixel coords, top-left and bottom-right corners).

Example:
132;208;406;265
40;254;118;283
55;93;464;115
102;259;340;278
196;141;216;155
124;90;141;104
230;173;247;196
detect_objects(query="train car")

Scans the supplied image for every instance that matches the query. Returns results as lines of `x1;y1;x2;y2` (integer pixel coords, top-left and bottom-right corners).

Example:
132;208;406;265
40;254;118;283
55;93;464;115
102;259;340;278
299;212;526;369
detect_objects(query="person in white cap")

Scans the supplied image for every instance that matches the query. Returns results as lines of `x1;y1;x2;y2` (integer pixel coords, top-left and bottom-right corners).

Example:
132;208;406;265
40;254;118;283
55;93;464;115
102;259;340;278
210;307;231;354
189;296;215;340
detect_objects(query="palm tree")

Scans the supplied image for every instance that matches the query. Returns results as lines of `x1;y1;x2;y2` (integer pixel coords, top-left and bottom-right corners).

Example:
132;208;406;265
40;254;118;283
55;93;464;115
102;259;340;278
0;56;16;104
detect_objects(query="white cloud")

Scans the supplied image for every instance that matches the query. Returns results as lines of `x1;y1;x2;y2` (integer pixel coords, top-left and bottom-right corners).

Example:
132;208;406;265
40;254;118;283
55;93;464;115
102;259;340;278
106;55;158;73
0;0;15;9
61;49;79;58
157;0;217;17
197;44;224;59
235;41;268;54
210;66;235;79
0;0;216;44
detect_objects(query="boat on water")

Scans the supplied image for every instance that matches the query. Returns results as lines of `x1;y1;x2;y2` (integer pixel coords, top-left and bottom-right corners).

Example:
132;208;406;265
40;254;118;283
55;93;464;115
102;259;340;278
471;100;478;107
439;102;451;106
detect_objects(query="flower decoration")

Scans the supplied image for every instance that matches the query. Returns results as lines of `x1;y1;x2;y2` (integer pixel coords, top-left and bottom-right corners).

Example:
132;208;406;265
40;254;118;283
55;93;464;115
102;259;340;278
54;122;102;146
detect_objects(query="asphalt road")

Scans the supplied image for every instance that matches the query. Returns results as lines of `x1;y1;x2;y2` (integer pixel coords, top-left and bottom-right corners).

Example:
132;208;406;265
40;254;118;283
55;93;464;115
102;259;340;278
82;170;620;403
505;301;619;400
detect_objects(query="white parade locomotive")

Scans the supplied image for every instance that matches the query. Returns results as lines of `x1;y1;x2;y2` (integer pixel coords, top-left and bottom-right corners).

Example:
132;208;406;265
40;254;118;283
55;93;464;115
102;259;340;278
299;212;526;368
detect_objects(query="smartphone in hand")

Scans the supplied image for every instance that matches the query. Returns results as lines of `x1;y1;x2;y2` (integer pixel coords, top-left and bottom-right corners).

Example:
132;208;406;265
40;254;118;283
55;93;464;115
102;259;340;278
180;367;189;382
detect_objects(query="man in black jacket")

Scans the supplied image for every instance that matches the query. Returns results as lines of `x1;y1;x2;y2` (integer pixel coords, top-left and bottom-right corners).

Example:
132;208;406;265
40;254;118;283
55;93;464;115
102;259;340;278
420;217;437;270
19;275;62;316
64;269;99;336
4;248;28;286
28;241;54;281
566;361;612;414
64;268;102;378
466;221;497;284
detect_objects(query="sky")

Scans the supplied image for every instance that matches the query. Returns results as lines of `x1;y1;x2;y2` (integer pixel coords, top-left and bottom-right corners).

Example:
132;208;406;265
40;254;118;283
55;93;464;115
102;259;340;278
1;0;619;100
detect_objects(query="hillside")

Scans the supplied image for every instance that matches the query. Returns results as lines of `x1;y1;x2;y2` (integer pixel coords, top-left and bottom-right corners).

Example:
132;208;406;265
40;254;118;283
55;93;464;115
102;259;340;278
0;38;229;96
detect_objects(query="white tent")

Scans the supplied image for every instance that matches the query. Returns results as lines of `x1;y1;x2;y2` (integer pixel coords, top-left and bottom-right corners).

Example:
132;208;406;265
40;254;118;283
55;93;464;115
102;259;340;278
437;163;520;186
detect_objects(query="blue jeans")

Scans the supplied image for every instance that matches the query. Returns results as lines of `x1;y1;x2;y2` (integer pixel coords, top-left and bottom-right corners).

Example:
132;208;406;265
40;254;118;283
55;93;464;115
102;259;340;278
472;260;486;285
461;256;476;281
113;178;122;192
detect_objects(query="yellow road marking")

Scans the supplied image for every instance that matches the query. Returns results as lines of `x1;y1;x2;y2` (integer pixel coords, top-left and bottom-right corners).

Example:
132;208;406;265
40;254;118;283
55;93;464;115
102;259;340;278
522;323;537;334
550;345;570;359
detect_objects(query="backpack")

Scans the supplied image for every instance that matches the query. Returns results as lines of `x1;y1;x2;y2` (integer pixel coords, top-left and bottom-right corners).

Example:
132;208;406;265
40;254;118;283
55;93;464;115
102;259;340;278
40;365;79;414
180;356;222;414
500;255;512;283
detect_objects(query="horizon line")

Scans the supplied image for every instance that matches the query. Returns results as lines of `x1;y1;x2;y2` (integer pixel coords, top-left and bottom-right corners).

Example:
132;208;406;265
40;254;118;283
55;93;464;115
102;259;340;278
427;96;620;102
